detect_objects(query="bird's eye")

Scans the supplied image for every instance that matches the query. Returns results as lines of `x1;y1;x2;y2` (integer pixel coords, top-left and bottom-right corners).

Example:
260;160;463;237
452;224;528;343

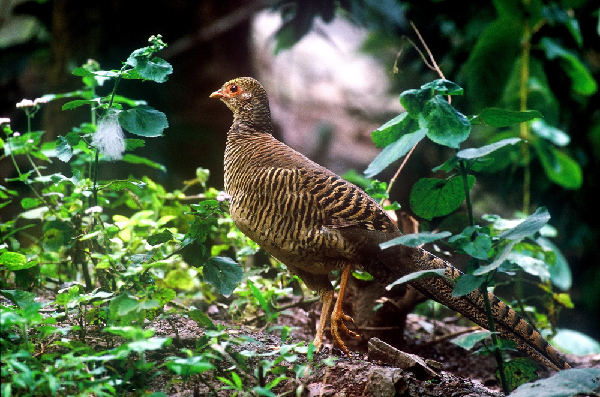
229;84;238;93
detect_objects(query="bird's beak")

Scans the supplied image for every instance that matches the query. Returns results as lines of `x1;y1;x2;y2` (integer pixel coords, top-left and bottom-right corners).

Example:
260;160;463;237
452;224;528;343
210;89;223;98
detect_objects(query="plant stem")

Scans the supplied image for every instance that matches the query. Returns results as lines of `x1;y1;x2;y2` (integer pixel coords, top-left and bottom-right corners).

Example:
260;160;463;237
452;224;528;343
480;279;509;395
519;18;532;215
460;161;475;226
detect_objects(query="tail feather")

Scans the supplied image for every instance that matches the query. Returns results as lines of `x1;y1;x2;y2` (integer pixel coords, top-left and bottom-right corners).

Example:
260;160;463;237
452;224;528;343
376;244;570;370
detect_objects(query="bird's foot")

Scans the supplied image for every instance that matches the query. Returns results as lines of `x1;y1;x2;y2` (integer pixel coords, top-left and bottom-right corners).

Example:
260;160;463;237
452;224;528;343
330;309;360;354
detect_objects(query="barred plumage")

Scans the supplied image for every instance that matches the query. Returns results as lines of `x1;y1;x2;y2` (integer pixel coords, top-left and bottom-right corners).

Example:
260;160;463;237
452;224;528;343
211;77;570;370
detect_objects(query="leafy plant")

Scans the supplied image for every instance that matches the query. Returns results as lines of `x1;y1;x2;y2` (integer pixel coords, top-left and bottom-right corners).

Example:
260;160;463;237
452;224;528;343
365;78;580;393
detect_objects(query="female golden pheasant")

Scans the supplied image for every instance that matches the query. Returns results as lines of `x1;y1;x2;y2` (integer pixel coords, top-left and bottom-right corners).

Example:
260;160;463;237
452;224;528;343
210;76;569;370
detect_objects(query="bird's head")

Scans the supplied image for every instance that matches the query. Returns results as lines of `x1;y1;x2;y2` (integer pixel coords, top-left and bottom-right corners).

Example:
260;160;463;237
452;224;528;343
210;77;266;113
210;77;273;134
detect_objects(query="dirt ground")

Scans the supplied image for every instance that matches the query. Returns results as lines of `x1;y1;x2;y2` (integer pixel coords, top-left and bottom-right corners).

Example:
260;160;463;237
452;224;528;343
144;295;599;397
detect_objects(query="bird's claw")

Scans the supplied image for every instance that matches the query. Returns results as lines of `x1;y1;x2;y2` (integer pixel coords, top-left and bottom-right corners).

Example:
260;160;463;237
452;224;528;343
331;310;360;354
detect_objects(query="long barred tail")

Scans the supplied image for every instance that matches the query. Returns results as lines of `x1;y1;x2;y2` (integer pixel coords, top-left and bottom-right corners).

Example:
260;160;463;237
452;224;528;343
377;245;570;370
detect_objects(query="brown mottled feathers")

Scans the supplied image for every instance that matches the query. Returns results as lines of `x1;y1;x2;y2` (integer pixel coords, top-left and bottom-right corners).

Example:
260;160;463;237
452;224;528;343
211;77;570;370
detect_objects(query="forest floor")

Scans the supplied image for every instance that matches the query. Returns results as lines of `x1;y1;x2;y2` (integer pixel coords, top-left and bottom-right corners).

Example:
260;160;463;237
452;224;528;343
141;297;599;397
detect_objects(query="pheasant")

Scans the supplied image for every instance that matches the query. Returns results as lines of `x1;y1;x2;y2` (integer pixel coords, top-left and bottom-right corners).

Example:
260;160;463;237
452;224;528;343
210;77;570;370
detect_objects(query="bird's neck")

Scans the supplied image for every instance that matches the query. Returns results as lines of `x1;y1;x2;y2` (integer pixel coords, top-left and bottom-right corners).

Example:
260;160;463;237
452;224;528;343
232;95;274;136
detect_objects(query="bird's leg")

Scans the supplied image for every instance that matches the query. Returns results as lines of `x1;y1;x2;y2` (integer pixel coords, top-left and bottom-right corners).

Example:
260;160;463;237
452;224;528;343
313;288;334;352
330;264;360;354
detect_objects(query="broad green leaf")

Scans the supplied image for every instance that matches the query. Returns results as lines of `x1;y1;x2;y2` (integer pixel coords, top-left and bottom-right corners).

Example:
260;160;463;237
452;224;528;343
147;230;173;246
502;357;539;391
371;113;416;148
530;119;569;146
119;106;168;137
536;237;571;291
421;79;464;96
473;240;519;276
43;220;73;252
166;356;215;376
533;140;583;189
452;274;485;297
511;368;600;397
386;268;447;290
1;289;36;308
498;207;551;241
450;330;491;349
125;47;173;83
409;175;475;220
203;256;243;296
457;138;521;159
122;154;166;172
127;338;169;353
21;197;42;209
400;88;434;115
164;269;194;290
421;96;471;149
125;138;145;151
474;108;542;127
55;136;73;162
507;251;551;282
541;37;598;96
550;329;600;355
465;18;523;108
380;231;452;249
364;128;427;178
0;252;37;271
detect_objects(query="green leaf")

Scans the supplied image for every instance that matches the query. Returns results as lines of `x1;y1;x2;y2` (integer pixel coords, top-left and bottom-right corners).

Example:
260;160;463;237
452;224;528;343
507;251;551;282
420;96;471;149
420;79;464;96
0;252;37;271
188;309;217;330
498;207;551;241
452;274;485;297
457;138;521;159
247;279;271;314
43;220;73;252
473;240;519;276
536;237;571;291
450;330;491;349
371;113;416;148
203;256;243;296
55;136;73;162
364;128;427;178
474;108;542;127
532;140;582;189
502;357;539;391
121;154;166;172
530;119;570;146
21;197;42;209
386;269;447;290
164;269;194;290
118;105;168;137
147;230;173;246
125;138;145;151
550;329;600;355
409;175;475;221
125;47;173;83
1;289;36;308
380;231;452;249
540;37;598;96
61;99;94;111
166;356;215;376
510;368;600;397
